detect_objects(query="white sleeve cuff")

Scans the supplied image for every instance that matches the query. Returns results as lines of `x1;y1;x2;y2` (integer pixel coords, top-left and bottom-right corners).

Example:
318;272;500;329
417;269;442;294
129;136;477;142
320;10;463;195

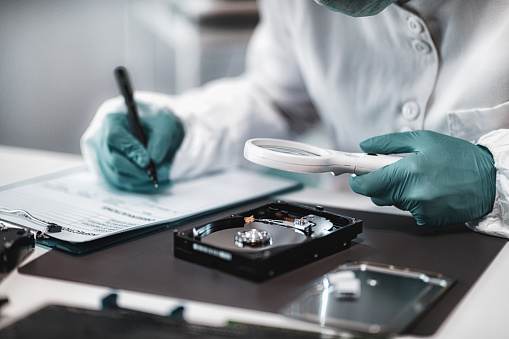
466;129;509;238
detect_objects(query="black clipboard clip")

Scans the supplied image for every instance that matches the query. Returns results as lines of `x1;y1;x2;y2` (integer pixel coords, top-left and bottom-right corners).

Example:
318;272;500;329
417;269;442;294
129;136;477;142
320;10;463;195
0;208;62;239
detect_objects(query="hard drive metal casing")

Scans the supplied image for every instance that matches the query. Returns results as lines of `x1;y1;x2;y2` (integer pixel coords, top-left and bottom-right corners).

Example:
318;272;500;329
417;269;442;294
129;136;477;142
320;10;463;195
174;201;362;282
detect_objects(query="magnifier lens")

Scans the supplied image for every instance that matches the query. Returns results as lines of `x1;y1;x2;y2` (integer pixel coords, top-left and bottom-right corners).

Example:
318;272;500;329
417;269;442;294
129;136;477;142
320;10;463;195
258;145;321;157
245;138;333;173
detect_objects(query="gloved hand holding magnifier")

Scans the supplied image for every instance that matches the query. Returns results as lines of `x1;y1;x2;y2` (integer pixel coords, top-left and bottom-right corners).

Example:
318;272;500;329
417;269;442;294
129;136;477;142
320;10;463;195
244;138;402;176
244;132;496;228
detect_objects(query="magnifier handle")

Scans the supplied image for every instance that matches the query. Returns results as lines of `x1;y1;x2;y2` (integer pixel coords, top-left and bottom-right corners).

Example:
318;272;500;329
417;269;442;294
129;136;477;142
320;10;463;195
353;154;401;175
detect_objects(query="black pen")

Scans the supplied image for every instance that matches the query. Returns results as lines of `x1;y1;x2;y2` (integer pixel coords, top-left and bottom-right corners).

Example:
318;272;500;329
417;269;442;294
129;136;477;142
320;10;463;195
114;66;159;188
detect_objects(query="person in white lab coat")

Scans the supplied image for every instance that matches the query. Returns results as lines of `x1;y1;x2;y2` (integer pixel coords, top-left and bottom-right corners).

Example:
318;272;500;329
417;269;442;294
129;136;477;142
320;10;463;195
81;0;509;237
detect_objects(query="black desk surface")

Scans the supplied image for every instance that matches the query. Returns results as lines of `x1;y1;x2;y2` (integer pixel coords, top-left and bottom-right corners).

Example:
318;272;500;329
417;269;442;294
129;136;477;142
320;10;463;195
19;200;506;336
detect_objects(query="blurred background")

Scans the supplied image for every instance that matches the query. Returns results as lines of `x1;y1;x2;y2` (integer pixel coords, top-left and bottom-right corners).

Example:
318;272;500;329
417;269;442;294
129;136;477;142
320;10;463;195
0;0;259;154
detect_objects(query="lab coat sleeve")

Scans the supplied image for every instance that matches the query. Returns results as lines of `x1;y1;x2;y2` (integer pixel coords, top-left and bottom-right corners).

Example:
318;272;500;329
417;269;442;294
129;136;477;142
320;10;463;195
169;0;319;179
466;129;509;238
81;0;318;181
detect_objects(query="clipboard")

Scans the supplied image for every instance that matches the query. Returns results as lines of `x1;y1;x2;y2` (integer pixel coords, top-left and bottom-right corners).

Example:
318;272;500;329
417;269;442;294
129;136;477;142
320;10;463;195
0;167;301;255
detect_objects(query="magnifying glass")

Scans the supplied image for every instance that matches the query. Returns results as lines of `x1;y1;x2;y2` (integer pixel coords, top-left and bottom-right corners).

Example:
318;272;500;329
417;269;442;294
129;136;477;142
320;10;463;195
244;138;401;176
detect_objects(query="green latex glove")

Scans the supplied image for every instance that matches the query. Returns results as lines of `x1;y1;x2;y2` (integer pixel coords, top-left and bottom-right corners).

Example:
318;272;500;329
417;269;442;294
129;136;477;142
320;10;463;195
349;130;496;227
95;108;184;192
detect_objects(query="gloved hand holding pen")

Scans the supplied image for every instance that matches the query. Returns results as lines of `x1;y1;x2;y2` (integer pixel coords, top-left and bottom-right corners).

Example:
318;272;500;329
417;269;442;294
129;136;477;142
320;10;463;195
82;98;184;192
349;130;496;227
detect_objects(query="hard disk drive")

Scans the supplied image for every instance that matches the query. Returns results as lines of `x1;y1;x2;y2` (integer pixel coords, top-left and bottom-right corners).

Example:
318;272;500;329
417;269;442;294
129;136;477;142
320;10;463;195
174;201;362;281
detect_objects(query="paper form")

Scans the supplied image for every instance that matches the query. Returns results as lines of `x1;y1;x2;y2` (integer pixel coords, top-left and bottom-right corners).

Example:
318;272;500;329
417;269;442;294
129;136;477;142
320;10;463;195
0;168;298;243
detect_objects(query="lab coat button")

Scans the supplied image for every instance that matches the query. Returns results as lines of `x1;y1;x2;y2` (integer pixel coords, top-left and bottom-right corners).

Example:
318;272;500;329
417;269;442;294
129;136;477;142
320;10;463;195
411;39;431;54
402;101;420;120
407;17;423;34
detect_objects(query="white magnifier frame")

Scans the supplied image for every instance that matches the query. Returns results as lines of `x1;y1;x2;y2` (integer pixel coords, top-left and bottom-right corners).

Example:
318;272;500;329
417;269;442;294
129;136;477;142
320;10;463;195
244;138;401;176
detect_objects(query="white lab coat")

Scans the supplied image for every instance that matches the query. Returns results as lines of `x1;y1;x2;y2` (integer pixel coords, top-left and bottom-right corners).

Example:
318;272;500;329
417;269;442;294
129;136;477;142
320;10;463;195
81;0;509;237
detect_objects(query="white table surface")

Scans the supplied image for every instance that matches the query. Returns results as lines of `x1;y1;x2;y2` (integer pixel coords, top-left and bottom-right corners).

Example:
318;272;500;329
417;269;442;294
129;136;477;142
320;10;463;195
0;145;507;338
